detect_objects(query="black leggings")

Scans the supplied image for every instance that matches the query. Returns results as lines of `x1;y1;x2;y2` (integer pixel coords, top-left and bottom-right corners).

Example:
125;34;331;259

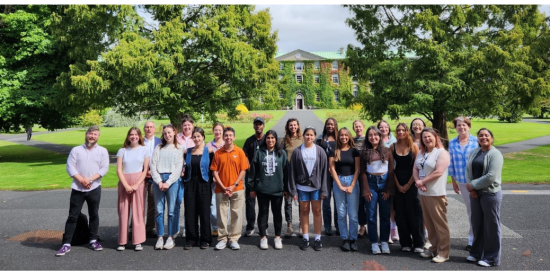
256;192;283;237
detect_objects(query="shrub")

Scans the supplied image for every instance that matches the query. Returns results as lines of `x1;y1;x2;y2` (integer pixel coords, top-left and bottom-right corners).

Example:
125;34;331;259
103;109;141;127
79;110;103;127
236;104;249;115
349;104;362;111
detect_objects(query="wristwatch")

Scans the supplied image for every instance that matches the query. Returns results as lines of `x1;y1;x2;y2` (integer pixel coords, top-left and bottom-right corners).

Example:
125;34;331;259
234;182;239;187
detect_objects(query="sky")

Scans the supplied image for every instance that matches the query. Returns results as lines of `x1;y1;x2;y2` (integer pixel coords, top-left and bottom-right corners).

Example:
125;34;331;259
256;4;550;55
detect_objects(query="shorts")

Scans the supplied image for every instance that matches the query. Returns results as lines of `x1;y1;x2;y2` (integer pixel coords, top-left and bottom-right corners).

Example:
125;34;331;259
297;189;321;202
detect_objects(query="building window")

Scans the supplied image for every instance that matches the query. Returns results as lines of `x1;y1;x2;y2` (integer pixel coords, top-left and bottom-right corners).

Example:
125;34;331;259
316;92;320;102
279;63;283;70
294;62;304;71
260;96;264;103
241;97;247;103
353;85;358;97
332;61;338;70
314;61;320;70
332;74;339;84
278;75;283;81
314;74;319;84
352;77;358;84
279;93;284;99
296;75;303;84
334;90;339;102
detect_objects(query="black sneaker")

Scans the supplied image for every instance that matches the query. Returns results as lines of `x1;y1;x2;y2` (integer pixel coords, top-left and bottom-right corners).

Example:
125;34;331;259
324;227;333;236
200;242;209;249
184;243;193;250
313;239;323;251
341;240;350;251
350;240;358;251
300;239;310;250
335;227;340;236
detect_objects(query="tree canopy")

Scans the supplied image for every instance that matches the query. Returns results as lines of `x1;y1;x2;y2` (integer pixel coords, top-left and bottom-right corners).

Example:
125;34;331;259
0;5;139;132
344;5;550;141
62;5;278;127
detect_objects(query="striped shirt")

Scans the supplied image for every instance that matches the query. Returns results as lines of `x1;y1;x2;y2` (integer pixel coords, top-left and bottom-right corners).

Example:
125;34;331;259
448;134;478;184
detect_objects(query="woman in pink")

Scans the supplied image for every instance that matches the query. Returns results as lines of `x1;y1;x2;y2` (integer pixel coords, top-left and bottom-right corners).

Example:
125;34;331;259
116;127;151;251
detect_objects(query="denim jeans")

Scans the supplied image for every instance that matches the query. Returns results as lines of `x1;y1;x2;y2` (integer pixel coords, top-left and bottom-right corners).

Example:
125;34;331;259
333;175;360;240
172;179;184;235
152;173;180;237
366;173;391;243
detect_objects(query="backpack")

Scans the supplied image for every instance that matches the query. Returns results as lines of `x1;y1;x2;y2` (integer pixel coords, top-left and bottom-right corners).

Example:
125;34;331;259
70;212;90;246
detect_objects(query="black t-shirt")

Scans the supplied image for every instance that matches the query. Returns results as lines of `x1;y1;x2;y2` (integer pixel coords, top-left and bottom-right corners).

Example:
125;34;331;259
472;150;486;180
329;148;360;176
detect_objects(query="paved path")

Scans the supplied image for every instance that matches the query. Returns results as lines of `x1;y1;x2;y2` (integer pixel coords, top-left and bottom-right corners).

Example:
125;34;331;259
269;110;326;139
1;184;549;270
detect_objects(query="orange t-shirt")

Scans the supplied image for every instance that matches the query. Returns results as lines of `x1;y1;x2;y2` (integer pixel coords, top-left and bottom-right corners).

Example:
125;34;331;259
210;145;249;193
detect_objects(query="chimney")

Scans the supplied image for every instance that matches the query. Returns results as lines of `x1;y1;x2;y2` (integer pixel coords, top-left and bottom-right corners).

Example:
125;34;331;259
339;46;344;55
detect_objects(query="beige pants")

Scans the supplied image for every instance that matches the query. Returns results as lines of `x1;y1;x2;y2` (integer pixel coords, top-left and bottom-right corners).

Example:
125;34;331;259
216;190;245;243
420;195;451;258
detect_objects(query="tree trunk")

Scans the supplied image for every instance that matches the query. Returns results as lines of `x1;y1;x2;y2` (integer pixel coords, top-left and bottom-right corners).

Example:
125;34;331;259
432;110;448;149
170;113;185;134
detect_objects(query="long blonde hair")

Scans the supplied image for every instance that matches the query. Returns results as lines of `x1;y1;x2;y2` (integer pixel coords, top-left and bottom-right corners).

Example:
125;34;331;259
334;127;355;162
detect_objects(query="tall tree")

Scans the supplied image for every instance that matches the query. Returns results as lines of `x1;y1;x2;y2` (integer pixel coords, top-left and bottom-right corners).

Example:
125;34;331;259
344;5;550;142
0;5;139;132
65;5;278;127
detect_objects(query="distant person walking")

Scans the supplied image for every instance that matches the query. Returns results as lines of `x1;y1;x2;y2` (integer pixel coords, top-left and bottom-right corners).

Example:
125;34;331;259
56;126;109;256
25;125;32;141
116;127;150;251
465;128;504;267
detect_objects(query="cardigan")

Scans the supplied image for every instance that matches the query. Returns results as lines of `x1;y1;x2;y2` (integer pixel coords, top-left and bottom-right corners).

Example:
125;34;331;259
466;146;503;194
287;144;328;198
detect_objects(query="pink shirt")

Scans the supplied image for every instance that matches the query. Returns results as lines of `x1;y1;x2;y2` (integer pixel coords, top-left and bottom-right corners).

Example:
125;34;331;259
176;133;195;150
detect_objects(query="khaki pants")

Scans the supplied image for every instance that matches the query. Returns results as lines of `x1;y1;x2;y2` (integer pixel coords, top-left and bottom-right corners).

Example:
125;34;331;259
420;195;450;258
216;190;245;243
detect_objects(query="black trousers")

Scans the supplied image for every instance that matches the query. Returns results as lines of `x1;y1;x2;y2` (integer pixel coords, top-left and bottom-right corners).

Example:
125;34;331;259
245;186;257;230
394;184;425;249
358;178;367;226
184;177;212;245
257;192;283;237
62;186;101;244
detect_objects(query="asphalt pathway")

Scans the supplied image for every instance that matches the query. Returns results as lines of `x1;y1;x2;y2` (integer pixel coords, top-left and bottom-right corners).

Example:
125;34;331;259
1;184;549;270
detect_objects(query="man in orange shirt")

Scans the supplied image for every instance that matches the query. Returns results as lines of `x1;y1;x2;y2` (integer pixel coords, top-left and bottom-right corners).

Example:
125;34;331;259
210;127;249;250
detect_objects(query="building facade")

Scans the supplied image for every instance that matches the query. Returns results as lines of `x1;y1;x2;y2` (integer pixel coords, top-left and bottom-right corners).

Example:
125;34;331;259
243;49;366;111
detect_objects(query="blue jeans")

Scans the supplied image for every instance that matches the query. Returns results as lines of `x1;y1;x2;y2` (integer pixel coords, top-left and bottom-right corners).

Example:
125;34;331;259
210;183;217;231
152;173;180;237
333;175;360;240
172;179;184;235
366;173;391;243
297;189;321;201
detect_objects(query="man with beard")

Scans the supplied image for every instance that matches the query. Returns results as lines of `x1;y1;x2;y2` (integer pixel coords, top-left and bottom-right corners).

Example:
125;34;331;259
242;117;265;236
56;126;110;256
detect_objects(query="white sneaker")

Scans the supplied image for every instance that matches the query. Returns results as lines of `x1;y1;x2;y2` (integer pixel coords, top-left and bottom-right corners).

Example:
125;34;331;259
424;239;432;250
466;256;479;262
372;243;381;255
243;229;255;237
477;260;491;267
116;245;125;251
230;242;240;250
260;238;268;250
164;237;175;250
401;247;411;252
155;238;164;250
432;255;449;263
215;241;227;250
134;244;143;251
173;228;180;239
274;237;283;250
414;247;424;253
420;250;434;258
381;242;390;254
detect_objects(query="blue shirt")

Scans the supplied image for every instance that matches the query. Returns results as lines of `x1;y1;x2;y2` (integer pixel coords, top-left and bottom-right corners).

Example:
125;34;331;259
448;134;478;184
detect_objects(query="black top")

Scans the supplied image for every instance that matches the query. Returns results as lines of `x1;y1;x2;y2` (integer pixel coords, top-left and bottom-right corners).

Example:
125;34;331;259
329;148;360;176
472;150;486;180
316;138;336;156
392;145;415;186
190;155;207;183
243;134;265;162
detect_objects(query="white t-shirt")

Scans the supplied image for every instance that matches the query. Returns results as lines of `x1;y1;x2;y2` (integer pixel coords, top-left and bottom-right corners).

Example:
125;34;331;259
298;144;318;192
116;146;151;174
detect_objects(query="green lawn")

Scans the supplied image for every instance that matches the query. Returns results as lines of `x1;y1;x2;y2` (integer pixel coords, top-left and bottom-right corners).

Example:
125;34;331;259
0;140;118;190
32;110;287;154
314;110;550;146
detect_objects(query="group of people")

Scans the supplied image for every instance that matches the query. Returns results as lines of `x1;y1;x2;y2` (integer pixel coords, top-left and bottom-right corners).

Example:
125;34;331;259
55;114;504;267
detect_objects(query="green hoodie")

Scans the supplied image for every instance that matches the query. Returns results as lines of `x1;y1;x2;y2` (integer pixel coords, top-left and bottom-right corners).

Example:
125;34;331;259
247;146;288;196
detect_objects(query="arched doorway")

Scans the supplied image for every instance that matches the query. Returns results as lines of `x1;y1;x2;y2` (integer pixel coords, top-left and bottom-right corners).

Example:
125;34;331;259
295;92;304;110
